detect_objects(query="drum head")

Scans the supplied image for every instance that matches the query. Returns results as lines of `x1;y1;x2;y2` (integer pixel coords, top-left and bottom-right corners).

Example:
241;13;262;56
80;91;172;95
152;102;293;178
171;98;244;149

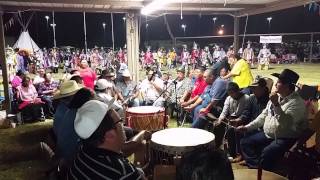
233;169;287;180
127;106;164;114
151;128;215;147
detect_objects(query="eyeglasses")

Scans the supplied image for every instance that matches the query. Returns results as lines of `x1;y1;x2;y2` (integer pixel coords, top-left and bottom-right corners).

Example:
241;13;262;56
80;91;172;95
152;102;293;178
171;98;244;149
113;119;123;126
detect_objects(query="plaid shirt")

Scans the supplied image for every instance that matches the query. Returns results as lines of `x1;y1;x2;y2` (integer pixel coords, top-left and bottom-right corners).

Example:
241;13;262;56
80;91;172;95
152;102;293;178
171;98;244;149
168;78;192;103
38;80;59;96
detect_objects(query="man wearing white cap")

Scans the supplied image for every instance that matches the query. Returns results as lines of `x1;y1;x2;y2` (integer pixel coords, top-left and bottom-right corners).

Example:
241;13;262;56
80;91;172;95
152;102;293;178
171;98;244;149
95;78;125;118
68;100;145;179
116;69;140;107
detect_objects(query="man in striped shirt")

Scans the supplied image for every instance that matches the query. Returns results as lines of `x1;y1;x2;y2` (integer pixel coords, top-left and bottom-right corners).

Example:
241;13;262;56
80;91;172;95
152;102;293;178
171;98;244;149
68;100;144;179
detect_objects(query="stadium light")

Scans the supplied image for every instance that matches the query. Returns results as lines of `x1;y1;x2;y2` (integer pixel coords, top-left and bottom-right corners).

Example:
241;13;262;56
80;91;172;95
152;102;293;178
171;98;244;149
218;29;224;35
212;17;217;24
267;17;272;23
141;0;171;15
181;24;186;36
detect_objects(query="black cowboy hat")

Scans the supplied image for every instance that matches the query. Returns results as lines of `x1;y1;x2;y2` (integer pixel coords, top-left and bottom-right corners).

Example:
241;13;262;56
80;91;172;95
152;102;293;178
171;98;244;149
271;69;299;85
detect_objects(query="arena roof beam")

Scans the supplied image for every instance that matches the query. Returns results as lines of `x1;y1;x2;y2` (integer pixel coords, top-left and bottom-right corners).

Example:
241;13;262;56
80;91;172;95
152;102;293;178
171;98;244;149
0;5;129;13
0;0;311;15
237;0;320;17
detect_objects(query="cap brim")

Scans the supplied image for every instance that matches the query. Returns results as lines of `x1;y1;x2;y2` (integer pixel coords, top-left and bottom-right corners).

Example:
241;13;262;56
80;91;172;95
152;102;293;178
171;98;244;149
94;87;107;91
249;83;259;87
271;73;280;78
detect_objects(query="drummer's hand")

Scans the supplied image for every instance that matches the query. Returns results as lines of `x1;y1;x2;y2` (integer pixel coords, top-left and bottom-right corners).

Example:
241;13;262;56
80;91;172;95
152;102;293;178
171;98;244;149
270;92;280;106
131;130;146;143
149;81;155;86
199;108;209;115
213;119;222;127
180;102;188;107
230;118;243;127
144;131;152;141
236;125;248;133
184;105;193;111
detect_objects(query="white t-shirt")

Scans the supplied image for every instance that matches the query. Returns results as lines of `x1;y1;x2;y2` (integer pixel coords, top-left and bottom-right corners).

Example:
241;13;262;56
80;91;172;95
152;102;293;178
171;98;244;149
33;75;45;85
140;77;163;102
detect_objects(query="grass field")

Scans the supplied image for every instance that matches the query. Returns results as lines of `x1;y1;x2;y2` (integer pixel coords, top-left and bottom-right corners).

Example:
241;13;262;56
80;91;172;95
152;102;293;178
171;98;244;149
249;63;320;85
0;63;319;179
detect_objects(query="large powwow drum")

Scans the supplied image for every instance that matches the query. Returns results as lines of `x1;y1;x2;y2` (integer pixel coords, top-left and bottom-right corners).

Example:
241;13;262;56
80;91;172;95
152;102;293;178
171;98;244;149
126;106;166;131
150;128;215;166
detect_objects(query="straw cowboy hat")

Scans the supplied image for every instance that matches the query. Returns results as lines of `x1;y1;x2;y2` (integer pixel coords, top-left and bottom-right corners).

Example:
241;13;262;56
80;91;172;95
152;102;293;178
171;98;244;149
53;80;83;100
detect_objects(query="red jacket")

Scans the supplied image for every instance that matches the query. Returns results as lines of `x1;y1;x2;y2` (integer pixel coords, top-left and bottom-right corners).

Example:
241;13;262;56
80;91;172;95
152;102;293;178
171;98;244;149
191;77;207;98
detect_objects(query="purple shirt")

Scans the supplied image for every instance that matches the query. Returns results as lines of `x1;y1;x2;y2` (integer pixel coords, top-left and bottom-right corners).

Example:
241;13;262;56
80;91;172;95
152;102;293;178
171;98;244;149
38;81;59;96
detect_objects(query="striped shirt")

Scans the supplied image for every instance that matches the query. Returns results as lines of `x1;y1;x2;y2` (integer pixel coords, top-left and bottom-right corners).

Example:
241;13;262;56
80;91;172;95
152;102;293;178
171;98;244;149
68;146;143;180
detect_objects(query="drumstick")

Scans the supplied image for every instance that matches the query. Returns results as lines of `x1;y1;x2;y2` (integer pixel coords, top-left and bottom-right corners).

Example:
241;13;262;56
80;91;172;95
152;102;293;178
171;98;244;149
220;120;236;129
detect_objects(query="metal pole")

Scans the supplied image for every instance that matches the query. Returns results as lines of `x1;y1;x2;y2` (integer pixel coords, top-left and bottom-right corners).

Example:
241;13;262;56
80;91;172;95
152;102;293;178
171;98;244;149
0;13;11;114
309;33;314;63
52;11;56;47
103;26;106;46
174;32;320;40
111;13;115;50
233;16;240;52
83;12;87;53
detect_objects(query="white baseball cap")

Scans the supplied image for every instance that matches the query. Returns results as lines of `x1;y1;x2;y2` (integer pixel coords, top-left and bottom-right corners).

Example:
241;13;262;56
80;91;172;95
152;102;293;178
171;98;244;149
122;69;131;77
94;79;113;91
74;99;115;139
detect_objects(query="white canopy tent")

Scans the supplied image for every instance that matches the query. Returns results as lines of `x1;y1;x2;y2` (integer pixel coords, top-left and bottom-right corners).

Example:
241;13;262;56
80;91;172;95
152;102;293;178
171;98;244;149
12;12;41;53
13;31;41;52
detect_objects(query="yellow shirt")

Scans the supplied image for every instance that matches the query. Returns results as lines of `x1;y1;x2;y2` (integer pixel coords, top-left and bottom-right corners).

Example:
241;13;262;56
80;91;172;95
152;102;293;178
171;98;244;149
231;59;253;88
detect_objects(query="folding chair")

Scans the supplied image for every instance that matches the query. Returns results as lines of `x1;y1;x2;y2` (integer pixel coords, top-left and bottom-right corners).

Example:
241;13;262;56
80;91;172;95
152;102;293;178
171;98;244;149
283;128;320;180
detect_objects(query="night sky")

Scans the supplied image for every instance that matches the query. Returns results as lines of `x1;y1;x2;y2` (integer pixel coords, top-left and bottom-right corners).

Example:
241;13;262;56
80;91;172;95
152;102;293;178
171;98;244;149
3;5;320;49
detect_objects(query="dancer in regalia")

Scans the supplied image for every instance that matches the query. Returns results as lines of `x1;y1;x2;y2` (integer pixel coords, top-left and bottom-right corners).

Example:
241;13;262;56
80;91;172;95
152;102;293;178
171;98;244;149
257;43;271;70
144;46;154;68
242;41;255;68
190;42;199;69
180;45;189;68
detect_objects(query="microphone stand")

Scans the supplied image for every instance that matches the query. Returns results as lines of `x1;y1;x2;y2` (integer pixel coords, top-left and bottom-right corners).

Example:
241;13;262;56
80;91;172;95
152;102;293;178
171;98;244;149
173;80;180;126
152;80;176;129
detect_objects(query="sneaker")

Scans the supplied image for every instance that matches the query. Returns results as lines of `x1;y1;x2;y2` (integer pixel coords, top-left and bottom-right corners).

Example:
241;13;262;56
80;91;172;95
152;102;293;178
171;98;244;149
238;160;248;166
230;155;243;163
38;117;46;122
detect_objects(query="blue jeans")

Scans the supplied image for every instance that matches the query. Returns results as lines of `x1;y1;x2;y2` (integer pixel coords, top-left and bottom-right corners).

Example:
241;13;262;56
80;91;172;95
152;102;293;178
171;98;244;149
192;104;204;126
240;131;296;170
192;115;208;129
192;105;221;129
